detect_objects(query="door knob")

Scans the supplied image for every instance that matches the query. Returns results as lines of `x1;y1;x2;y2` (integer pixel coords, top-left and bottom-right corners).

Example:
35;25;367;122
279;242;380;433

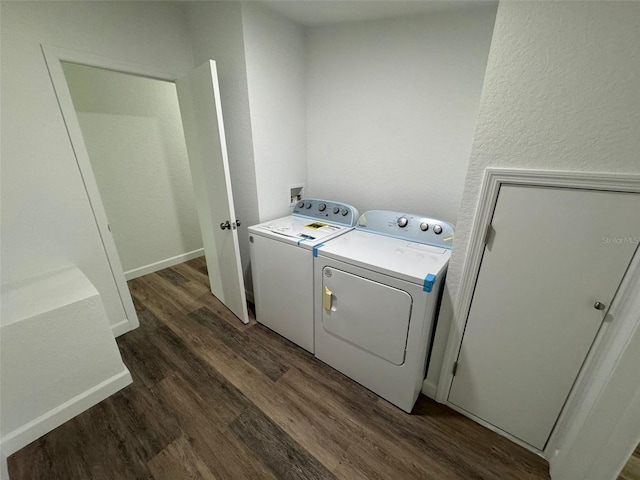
594;301;606;311
220;220;231;230
234;219;241;228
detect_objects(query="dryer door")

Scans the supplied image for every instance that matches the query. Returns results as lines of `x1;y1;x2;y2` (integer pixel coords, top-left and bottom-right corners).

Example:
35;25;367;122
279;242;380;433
321;267;412;365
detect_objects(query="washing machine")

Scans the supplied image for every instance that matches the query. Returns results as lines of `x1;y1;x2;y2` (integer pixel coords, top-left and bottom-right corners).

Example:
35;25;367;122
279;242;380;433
313;210;454;412
248;199;359;353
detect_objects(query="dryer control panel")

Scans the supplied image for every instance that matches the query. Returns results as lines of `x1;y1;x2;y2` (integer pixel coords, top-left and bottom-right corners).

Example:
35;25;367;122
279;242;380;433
356;210;455;249
292;199;359;227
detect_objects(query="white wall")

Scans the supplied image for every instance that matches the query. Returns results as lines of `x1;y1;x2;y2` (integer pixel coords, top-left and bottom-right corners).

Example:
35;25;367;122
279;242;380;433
242;1;307;222
431;0;640;394
185;1;260;292
0;1;195;330
305;5;497;223
62;63;203;277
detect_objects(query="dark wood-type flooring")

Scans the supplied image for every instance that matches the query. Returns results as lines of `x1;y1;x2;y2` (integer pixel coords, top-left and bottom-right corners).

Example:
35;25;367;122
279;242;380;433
8;257;551;479
618;444;640;480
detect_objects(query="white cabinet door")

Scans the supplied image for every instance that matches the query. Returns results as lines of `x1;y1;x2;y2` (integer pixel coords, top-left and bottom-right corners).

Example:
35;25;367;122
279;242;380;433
448;185;640;450
176;61;248;324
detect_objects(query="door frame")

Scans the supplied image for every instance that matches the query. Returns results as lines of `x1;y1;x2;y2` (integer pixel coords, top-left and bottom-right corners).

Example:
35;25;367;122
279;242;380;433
42;45;189;336
436;168;640;459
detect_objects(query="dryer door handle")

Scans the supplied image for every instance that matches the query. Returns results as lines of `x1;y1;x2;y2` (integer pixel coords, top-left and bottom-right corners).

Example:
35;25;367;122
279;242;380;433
323;286;333;311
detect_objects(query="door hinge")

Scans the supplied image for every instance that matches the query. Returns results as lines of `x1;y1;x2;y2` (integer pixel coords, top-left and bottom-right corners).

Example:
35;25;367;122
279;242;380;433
452;361;459;377
484;224;495;247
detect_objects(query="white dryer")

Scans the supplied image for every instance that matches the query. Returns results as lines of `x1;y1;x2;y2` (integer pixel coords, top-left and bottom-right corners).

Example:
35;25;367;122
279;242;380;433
248;199;359;353
313;210;454;412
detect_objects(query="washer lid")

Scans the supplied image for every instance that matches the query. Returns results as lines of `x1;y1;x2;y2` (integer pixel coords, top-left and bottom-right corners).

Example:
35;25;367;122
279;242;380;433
317;229;451;285
248;215;354;249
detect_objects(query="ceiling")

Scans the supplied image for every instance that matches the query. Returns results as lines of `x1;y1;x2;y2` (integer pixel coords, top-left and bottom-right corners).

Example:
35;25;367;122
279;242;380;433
260;0;495;27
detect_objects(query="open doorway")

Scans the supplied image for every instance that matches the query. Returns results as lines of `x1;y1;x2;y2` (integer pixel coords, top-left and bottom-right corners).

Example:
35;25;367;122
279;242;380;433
60;64;229;335
61;63;204;281
43;47;249;333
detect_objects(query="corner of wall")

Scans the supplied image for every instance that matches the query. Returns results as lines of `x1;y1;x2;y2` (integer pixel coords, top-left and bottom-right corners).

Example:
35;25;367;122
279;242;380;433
241;2;307;222
183;0;261;290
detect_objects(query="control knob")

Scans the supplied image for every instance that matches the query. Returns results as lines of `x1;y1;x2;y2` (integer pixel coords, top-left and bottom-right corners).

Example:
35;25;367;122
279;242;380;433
297;201;305;208
318;203;326;212
397;216;409;228
305;202;312;209
341;208;349;216
433;224;443;234
420;222;429;231
333;207;340;214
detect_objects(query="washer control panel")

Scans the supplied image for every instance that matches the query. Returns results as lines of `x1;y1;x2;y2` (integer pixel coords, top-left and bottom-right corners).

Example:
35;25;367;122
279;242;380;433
292;199;359;227
356;210;454;249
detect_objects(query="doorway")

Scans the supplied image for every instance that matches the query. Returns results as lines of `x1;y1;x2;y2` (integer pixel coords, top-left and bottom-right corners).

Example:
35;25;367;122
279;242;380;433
61;63;204;282
43;47;249;334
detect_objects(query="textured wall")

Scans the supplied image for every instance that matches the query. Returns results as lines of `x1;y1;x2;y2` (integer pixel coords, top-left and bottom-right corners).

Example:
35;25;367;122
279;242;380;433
63;63;202;276
242;2;307;222
305;5;497;223
428;0;640;387
0;1;194;329
448;0;640;302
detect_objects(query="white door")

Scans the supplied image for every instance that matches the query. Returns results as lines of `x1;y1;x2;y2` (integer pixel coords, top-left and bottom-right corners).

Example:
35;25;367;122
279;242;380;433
448;185;640;450
176;61;249;324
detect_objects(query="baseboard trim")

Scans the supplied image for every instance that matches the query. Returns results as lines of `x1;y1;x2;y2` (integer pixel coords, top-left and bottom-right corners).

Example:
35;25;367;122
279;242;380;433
110;319;133;337
0;368;132;457
421;379;438;399
124;248;204;280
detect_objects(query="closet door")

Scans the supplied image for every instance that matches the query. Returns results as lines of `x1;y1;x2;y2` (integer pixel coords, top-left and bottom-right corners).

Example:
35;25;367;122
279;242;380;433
448;185;640;450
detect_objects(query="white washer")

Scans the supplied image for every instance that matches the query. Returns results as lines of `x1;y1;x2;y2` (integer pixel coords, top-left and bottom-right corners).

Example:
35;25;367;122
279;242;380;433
314;210;454;412
248;199;359;353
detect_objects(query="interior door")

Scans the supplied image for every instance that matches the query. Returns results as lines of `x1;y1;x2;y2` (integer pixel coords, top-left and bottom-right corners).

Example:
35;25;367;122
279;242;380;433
176;60;248;324
448;185;640;450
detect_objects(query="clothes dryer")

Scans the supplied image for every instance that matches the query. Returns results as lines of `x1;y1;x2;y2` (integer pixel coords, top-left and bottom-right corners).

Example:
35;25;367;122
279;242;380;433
248;199;358;352
314;210;453;412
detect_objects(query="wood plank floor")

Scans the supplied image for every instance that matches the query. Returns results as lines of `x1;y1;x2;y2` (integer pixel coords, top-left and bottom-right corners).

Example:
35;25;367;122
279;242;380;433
8;258;551;480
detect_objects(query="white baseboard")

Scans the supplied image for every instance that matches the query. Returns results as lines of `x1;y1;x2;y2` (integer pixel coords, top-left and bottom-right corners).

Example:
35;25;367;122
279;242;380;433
0;369;132;457
421;379;438;399
110;319;133;337
124;248;204;280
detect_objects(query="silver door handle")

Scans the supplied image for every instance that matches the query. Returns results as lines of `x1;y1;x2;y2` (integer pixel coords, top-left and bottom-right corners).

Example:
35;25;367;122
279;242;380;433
594;301;606;311
220;221;231;230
